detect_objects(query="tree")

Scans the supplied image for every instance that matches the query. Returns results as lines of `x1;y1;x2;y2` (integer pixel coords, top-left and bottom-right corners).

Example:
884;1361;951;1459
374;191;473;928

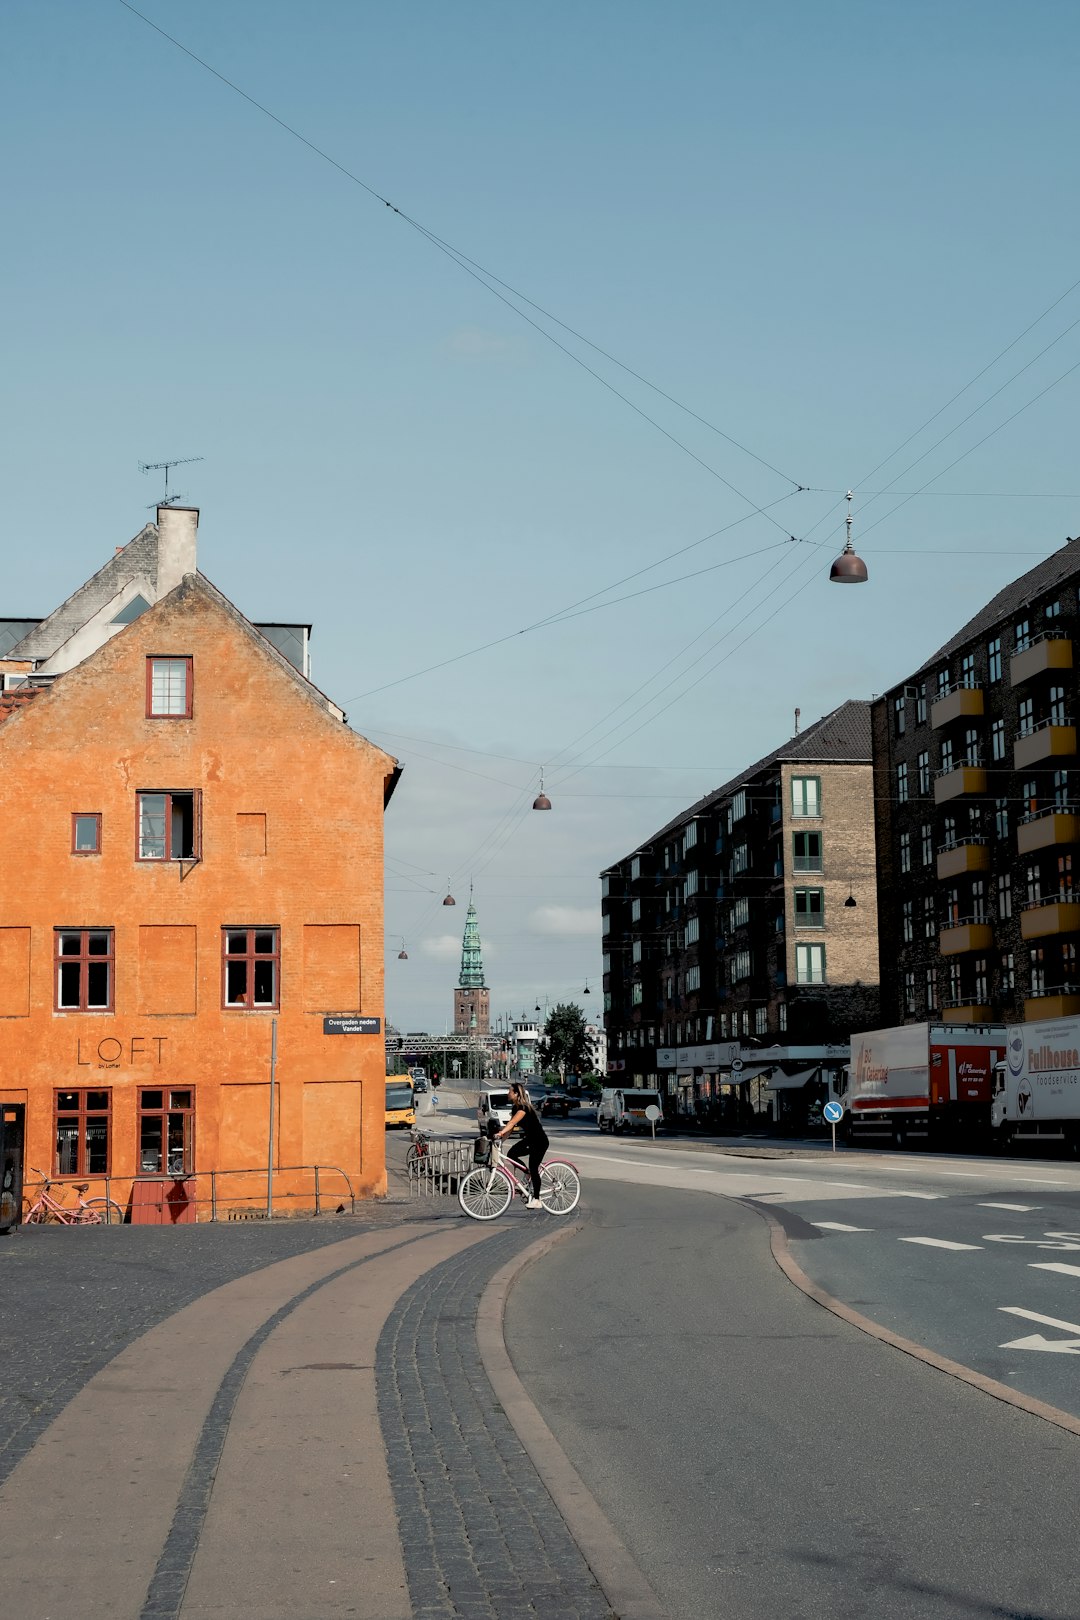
543;1003;591;1080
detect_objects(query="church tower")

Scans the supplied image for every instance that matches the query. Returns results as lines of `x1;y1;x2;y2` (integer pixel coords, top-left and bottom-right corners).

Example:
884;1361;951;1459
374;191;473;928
454;895;490;1036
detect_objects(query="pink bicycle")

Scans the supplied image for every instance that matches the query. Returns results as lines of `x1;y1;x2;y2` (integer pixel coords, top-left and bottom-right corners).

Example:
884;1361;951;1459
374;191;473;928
23;1168;124;1226
457;1138;581;1220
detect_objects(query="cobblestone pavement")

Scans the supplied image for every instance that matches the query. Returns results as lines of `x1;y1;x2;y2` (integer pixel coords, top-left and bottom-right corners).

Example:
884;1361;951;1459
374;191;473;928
0;1204;442;1487
377;1228;615;1620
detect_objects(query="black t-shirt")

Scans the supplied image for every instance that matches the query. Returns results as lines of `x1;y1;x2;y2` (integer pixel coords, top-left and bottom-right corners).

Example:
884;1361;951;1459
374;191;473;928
516;1106;548;1149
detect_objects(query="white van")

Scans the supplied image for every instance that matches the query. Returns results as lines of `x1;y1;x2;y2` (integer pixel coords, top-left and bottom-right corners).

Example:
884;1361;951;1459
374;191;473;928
477;1088;515;1132
597;1088;664;1133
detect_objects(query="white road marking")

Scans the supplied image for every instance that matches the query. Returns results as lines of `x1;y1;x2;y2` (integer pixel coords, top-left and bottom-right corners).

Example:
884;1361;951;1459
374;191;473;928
812;1221;872;1233
899;1236;982;1251
935;1171;986;1179
979;1202;1040;1212
1030;1262;1080;1278
1000;1305;1080;1333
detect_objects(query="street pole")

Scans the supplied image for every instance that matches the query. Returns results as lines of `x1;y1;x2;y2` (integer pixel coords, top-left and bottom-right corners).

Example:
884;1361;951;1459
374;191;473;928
267;1018;277;1219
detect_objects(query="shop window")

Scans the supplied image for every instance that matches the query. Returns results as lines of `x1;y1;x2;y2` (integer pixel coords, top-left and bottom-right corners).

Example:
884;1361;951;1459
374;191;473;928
223;927;280;1009
55;1089;111;1176
137;791;199;860
146;656;193;718
138;1088;194;1176
71;813;101;854
55;929;113;1010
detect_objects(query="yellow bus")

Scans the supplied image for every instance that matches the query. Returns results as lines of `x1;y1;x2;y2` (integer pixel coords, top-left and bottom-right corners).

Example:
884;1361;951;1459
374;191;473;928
385;1077;416;1129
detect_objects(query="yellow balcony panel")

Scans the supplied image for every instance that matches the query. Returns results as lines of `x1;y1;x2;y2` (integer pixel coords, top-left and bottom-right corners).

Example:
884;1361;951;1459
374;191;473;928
1016;811;1080;855
939;921;994;955
1010;637;1074;686
936;841;990;880
931;686;984;729
934;764;986;804
940;1004;993;1025
1014;723;1077;770
1020;899;1080;940
1024;993;1080;1020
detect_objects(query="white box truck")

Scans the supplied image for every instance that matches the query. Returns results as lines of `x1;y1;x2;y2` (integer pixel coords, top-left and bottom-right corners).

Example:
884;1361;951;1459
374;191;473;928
838;1022;1006;1146
992;1016;1080;1150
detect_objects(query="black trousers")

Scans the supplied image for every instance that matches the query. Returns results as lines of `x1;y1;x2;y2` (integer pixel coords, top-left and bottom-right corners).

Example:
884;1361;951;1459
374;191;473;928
508;1136;547;1198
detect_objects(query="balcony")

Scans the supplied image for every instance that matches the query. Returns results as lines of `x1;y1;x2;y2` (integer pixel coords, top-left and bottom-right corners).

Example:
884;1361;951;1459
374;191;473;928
940;999;993;1025
939;918;993;955
1020;894;1080;940
1014;718;1076;770
1010;632;1073;686
931;681;984;730
1024;989;1080;1020
936;838;989;880
1016;807;1080;855
934;760;986;803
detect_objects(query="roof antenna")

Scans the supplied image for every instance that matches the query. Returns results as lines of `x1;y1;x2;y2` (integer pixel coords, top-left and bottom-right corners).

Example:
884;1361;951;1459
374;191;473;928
139;457;204;509
794;707;801;735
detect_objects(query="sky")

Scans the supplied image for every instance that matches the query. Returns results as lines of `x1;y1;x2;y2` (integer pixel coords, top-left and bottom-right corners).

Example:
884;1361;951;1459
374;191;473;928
5;1;1080;1031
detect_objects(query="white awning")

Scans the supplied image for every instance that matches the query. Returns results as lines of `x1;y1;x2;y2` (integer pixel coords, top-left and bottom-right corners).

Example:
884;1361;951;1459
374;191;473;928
765;1066;819;1092
731;1064;774;1082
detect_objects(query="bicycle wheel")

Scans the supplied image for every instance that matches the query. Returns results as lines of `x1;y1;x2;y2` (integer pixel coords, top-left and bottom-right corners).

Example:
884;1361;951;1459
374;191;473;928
540;1159;581;1215
83;1198;125;1226
458;1166;513;1221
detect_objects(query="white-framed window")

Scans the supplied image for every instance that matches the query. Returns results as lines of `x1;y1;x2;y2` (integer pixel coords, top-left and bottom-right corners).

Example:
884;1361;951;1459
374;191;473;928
685;916;700;945
631;983;643;1006
904;971;917;1014
778;1003;787;1032
899;832;911;873
921;823;933;866
632;940;642;964
146;656;192;718
917;751;930;794
731;790;747;822
630;856;641;881
795;943;826;985
893;695;906;737
683;822;697;852
988;637;1002;683
684;870;698;897
731;950;752;983
755;1006;768;1035
926;967;938;1010
732;844;749;874
686;966;701;991
902;899;913;942
729;898;749;929
631;899;641;923
896;762;908;803
602;914;611;936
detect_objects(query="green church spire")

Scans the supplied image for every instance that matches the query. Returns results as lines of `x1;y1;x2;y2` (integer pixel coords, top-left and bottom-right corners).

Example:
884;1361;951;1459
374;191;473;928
458;896;486;989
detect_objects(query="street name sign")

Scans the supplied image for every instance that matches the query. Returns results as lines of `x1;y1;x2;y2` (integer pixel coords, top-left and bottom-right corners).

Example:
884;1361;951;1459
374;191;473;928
323;1016;382;1035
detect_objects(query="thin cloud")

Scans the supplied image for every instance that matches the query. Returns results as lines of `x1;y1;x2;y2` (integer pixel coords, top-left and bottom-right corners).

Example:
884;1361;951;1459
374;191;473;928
528;905;598;938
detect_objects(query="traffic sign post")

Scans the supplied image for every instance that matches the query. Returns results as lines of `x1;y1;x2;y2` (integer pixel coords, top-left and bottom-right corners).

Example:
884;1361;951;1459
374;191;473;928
823;1098;844;1152
645;1102;661;1141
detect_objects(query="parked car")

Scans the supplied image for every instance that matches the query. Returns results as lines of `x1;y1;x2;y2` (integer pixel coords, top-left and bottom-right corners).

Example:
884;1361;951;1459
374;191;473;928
477;1088;515;1132
539;1091;573;1118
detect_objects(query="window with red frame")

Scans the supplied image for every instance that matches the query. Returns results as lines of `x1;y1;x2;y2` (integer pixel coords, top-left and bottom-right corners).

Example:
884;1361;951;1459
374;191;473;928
223;928;279;1009
55;1089;111;1176
138;1088;194;1176
146;656;192;718
55;929;113;1010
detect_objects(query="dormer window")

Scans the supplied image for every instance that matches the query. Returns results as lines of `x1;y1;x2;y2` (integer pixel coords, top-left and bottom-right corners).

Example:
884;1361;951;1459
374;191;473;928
147;656;192;718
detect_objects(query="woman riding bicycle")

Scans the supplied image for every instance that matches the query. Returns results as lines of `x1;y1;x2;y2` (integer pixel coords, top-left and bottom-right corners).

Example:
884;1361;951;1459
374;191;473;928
494;1082;549;1210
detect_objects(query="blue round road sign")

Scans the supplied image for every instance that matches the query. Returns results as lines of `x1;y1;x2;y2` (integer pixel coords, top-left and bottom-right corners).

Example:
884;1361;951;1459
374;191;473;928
823;1100;844;1125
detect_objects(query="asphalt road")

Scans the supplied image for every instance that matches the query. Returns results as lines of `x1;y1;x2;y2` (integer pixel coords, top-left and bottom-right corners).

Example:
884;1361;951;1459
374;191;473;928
505;1177;1080;1620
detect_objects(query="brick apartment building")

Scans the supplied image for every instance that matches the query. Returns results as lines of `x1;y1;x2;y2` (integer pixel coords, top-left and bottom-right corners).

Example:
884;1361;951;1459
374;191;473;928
873;534;1080;1030
0;507;399;1219
601;701;880;1118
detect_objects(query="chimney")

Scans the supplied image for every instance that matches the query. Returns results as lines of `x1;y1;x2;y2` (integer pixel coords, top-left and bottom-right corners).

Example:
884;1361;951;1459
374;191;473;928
156;506;199;597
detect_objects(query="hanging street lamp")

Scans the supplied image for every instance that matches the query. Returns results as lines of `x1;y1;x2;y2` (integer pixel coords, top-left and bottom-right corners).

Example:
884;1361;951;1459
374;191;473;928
829;490;869;584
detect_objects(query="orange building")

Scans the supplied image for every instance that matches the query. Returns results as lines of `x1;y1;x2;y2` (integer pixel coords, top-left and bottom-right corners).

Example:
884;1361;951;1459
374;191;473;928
0;508;399;1221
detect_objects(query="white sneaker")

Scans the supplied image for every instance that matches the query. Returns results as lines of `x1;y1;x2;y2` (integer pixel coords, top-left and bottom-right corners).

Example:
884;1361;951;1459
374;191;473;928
525;1197;543;1210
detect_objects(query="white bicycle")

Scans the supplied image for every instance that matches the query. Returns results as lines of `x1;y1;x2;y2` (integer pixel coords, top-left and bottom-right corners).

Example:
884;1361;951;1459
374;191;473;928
457;1139;581;1221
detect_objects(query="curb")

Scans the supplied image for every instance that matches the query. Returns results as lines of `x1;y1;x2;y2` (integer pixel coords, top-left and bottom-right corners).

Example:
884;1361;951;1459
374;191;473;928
760;1205;1080;1440
476;1220;669;1620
